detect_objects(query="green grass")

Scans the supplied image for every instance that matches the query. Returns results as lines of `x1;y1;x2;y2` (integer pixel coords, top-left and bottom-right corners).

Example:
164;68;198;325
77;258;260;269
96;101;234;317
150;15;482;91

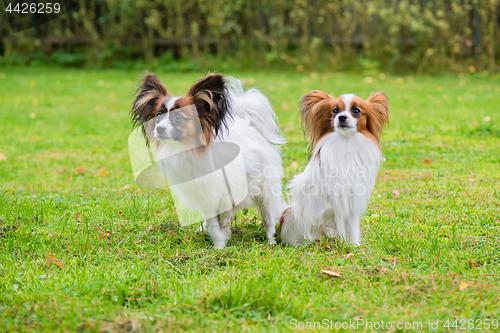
0;68;499;332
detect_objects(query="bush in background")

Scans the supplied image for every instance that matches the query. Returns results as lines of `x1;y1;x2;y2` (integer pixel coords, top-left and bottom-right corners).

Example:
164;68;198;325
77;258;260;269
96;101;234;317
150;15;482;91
0;0;499;73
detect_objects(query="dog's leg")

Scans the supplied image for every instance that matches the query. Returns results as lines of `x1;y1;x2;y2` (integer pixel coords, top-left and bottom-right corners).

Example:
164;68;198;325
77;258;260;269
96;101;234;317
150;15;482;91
345;213;361;246
258;183;286;245
279;208;307;246
335;217;347;243
206;212;232;249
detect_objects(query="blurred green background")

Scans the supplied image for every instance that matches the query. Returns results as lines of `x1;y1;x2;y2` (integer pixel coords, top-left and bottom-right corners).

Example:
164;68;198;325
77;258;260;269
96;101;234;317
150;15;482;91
1;0;499;73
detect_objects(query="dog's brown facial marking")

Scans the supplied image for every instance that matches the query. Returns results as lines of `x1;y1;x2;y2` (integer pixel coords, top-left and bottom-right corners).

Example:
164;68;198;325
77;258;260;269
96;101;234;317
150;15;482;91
131;73;231;147
131;72;170;130
300;90;389;151
299;90;338;149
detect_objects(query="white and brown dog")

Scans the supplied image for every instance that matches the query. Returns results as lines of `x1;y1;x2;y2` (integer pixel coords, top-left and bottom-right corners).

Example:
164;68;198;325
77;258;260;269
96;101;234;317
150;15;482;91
279;91;389;246
131;73;286;249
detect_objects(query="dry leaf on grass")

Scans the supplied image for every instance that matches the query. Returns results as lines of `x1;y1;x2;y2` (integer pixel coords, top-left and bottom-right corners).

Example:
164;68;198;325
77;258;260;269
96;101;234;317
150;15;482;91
459;281;468;291
384;170;393;174
322;270;341;278
0;153;6;161
290;161;299;168
424;158;432;165
120;184;131;191
392;190;400;199
467;260;478;267
98;170;109;177
75;212;82;220
46;254;65;269
468;170;474;176
344;253;353;260
74;167;86;175
379;267;389;275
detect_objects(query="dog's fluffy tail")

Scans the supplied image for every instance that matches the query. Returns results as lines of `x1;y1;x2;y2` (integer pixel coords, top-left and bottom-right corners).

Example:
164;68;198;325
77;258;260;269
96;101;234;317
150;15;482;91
278;206;306;246
226;78;286;146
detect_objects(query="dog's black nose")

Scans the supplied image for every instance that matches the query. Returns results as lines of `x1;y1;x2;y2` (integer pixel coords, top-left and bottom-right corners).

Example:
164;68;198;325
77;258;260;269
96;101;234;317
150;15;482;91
338;115;347;122
156;126;166;134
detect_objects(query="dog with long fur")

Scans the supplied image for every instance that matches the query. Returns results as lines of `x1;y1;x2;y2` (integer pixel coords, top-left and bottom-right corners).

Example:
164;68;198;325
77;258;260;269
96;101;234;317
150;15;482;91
279;91;389;246
131;73;286;249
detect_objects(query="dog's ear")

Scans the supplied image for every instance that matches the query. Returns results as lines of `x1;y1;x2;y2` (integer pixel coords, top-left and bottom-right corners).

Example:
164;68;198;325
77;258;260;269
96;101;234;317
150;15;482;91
131;72;168;130
187;74;230;144
366;92;389;140
300;90;335;149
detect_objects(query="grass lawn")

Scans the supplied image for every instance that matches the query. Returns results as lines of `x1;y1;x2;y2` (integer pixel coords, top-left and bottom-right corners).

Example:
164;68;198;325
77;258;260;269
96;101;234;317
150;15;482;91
0;67;499;332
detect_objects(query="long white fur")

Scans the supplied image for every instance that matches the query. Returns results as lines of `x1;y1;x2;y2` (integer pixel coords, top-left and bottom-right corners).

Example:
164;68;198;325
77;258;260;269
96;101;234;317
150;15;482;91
280;94;382;247
156;78;286;249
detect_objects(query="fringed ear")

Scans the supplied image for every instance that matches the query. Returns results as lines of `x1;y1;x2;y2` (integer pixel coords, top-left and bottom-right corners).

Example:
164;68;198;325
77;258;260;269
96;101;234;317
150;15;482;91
131;72;168;128
366;92;390;141
300;90;335;149
187;74;230;144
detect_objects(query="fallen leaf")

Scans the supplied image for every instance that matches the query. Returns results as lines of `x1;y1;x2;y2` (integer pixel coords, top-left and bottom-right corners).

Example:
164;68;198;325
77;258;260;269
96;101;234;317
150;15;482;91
290;161;299;168
392;190;400;199
424;158;432;165
74;167;86;175
467;260;478;267
296;65;305;72
99;170;109;177
353;315;362;321
459;281;468;291
0;153;6;161
344;253;353;259
468;170;474;176
46;254;64;269
379;267;389;275
75;212;82;220
120;184;131;191
322;270;341;278
384;170;393;174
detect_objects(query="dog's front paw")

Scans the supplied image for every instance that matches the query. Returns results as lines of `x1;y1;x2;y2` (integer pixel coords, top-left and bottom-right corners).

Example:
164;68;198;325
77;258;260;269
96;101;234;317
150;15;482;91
214;240;226;249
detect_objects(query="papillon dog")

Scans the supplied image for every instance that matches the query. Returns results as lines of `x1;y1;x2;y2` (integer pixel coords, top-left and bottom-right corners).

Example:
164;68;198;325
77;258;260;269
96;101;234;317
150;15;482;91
131;73;286;249
279;91;389;246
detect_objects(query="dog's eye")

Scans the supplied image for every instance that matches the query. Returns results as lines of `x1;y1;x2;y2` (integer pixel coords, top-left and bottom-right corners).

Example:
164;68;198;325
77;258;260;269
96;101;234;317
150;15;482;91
332;107;339;114
175;114;184;121
352;108;361;114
